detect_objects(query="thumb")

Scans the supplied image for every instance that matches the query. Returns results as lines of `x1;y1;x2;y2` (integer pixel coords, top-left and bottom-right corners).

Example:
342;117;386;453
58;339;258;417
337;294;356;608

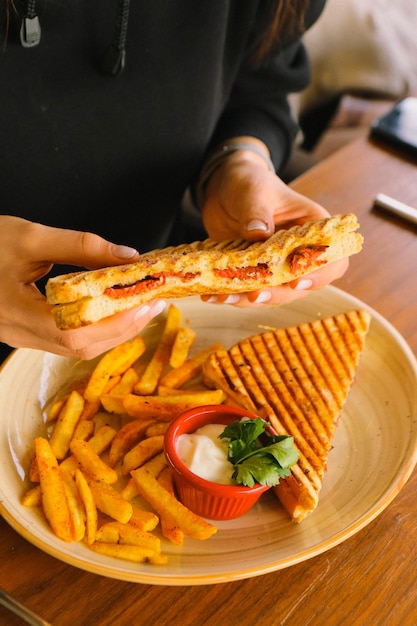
26;221;140;270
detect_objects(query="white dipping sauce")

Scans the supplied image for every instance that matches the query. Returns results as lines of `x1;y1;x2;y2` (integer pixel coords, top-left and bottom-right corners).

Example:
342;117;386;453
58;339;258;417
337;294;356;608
177;423;234;485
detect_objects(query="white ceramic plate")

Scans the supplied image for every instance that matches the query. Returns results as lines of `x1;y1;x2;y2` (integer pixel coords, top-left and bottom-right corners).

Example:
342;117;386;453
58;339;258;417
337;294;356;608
1;286;417;586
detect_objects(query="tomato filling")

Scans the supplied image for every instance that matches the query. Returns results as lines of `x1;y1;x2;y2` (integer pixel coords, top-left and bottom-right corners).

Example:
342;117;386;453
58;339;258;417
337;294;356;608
287;245;328;273
104;272;197;299
214;263;271;280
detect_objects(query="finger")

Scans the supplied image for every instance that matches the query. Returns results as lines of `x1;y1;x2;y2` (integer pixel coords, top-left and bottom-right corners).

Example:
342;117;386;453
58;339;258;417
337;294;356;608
13;219;140;270
2;298;166;361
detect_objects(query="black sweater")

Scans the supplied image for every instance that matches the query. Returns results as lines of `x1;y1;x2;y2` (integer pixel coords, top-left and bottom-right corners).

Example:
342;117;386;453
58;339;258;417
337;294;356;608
1;0;324;252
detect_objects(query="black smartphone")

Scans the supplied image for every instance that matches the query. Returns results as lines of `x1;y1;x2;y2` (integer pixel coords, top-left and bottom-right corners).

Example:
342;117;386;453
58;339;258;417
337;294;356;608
370;96;417;157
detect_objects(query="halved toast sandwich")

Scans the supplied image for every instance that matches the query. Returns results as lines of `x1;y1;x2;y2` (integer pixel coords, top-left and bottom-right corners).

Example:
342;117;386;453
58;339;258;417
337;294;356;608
202;309;371;522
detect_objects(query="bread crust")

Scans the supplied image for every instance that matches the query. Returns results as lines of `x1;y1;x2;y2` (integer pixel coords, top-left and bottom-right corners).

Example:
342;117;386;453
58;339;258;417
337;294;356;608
46;214;363;330
202;309;371;522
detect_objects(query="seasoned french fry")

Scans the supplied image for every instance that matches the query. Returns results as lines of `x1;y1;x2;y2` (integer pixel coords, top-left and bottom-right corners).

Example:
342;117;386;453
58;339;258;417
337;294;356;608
158;342;224;389
80;376;122;420
108;367;140;396
34;437;74;542
60;424;118;476
84;336;146;403
134;304;182;395
21;484;42;507
90;542;168;565
145;421;170;437
49;390;85;460
95;521;120;543
121;434;164;475
169;326;196;368
100;394;128;415
119;476;139;500
46;396;68;422
131;466;217;541
87;480;133;524
62;470;86;542
95;521;161;552
123;389;226;420
129;504;159;532
139;451;168;477
108;418;154;467
70;439;118;484
75;468;97;545
158;467;184;545
72;419;95;442
28;454;39;483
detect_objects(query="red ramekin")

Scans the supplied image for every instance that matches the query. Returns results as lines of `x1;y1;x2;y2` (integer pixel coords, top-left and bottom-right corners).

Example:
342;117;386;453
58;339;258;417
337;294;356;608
164;404;272;521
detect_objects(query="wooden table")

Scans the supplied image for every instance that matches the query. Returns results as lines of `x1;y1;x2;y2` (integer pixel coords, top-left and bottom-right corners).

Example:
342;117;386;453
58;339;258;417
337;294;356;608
1;136;417;626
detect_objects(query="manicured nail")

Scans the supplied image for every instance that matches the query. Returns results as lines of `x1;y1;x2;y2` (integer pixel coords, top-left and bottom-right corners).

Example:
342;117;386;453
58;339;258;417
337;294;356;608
253;290;272;303
150;300;167;316
223;294;240;304
113;244;139;259
246;220;268;232
294;278;313;291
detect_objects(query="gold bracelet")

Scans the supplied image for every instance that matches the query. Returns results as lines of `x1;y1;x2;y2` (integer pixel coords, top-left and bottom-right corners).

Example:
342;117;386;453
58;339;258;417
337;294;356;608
195;142;275;210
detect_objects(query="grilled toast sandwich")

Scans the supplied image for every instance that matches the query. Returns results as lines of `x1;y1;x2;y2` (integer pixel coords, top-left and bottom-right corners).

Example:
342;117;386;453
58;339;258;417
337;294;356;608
202;309;371;522
46;214;363;330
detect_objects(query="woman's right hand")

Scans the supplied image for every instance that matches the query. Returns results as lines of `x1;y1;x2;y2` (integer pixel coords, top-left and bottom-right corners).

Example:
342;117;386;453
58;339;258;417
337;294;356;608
0;216;166;360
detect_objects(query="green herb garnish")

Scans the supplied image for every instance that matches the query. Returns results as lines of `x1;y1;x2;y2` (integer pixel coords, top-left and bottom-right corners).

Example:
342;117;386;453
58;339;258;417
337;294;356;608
219;417;299;488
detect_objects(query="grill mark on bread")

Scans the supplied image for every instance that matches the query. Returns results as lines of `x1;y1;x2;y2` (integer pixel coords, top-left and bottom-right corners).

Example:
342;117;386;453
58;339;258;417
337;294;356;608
202;310;371;522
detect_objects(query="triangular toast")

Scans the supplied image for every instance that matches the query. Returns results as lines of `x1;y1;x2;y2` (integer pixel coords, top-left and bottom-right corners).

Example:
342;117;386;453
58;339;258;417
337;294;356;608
202;309;371;522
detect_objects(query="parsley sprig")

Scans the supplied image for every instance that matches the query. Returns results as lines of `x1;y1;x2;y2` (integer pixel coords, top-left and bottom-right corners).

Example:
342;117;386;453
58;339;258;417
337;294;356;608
219;417;299;488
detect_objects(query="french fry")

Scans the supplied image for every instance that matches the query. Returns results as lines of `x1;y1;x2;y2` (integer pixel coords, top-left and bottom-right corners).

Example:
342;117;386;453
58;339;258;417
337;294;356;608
21;484;42;507
108;367;140;396
70;439;118;484
84;336;146;403
60;424;118;476
49;390;85;460
131;466;217;541
75;468;97;545
72;419;95;442
129;504;159;532
62;470;86;542
87;480;133;524
119;476;139;500
108;418;154;467
80;376;122;420
100;395;128;415
134;304;182;395
123;389;226;420
34;437;74;542
158;467;185;545
158;342;225;391
90;542;168;565
96;521;161;552
121;435;164;476
145;422;170;437
46;396;68;422
140;451;168;477
169;326;196;368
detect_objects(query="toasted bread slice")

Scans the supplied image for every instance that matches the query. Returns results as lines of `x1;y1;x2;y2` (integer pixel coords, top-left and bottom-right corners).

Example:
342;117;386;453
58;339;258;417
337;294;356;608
202;309;371;522
46;214;363;330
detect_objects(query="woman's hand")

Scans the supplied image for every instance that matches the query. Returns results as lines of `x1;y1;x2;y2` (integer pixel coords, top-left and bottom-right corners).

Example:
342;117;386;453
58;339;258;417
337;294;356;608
201;142;349;307
0;216;166;359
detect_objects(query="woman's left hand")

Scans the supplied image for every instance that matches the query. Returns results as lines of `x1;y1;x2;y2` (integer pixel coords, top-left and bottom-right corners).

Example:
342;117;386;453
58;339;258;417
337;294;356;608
201;146;349;307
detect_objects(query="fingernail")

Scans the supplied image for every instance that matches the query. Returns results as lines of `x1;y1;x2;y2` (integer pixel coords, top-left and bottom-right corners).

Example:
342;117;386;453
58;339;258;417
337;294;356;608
150;300;167;316
253;290;272;303
246;220;268;232
294;278;313;291
113;244;139;259
223;294;240;304
134;300;166;320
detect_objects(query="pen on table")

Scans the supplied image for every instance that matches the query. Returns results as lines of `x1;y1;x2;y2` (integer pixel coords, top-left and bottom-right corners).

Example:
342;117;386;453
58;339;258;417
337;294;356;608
373;193;417;225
